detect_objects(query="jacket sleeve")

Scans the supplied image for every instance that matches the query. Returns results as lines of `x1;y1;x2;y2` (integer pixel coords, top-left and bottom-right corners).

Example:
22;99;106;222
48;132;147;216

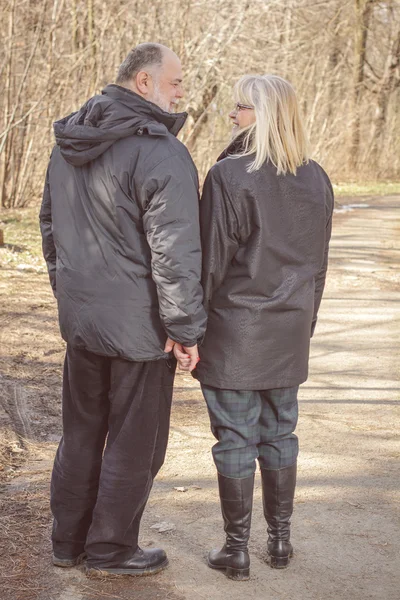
39;160;57;297
311;181;334;337
142;154;207;347
199;167;240;311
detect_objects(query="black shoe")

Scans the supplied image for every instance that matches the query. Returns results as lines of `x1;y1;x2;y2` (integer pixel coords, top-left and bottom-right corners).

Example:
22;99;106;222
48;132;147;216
261;463;297;569
86;546;168;577
52;552;86;568
207;473;254;581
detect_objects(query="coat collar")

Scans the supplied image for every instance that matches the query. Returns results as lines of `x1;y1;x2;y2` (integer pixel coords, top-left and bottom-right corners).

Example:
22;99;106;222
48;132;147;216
217;132;247;162
103;84;187;137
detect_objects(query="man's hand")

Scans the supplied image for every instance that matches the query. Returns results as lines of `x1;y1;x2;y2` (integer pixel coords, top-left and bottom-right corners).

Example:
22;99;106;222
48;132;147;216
174;343;199;372
164;337;176;353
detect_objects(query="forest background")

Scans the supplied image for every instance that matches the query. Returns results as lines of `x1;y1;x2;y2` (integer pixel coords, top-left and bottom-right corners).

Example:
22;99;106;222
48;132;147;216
1;0;400;210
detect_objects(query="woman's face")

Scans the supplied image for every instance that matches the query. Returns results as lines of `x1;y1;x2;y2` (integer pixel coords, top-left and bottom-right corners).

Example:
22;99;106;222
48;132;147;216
229;102;256;133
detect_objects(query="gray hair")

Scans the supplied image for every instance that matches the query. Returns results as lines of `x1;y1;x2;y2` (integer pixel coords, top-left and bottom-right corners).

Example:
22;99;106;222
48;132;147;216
116;43;164;84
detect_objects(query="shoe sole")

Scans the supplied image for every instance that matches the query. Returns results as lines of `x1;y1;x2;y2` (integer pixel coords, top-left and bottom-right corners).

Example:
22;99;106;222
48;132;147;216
268;549;294;569
52;553;86;568
86;558;169;578
207;559;250;581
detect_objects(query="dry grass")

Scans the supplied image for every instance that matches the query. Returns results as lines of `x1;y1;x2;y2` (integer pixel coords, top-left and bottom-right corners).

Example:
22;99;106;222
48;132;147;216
333;181;400;197
0;461;52;600
0;207;44;272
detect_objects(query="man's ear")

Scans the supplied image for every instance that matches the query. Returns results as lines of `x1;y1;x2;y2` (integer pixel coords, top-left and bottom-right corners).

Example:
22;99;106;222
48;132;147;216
136;71;150;95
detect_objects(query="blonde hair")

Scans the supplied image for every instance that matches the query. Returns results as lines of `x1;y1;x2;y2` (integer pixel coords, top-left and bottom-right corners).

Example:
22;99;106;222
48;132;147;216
231;74;310;175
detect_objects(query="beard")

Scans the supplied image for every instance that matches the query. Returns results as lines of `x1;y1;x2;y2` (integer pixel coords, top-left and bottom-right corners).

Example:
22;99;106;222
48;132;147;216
151;82;177;113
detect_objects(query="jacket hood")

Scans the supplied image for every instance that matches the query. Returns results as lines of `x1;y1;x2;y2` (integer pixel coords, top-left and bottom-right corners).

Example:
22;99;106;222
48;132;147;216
53;84;188;166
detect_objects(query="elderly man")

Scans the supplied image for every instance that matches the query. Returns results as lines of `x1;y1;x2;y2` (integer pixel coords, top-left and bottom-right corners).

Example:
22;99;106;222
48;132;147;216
40;43;206;576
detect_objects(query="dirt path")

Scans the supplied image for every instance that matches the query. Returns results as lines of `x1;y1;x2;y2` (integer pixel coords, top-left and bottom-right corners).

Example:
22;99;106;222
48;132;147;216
0;197;399;600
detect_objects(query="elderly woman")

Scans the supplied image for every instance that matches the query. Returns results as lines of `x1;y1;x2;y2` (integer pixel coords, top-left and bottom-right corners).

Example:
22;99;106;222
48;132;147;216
176;74;333;580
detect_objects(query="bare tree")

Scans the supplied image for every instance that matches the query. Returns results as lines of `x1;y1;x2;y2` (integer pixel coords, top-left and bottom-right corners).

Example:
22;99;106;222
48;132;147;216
351;0;377;171
0;0;399;210
367;3;400;173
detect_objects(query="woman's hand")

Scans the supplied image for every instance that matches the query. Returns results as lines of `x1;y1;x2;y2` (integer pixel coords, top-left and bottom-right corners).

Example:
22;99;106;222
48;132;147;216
176;344;198;372
164;338;200;371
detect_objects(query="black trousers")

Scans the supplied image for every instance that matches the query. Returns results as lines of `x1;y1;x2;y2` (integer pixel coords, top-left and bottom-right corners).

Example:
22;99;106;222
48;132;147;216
51;345;176;567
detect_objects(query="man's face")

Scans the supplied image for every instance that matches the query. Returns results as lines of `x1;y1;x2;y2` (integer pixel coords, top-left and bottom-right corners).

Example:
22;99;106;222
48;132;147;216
148;52;184;113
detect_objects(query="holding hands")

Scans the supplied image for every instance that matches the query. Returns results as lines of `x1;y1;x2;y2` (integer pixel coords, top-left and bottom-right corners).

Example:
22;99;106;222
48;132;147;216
164;338;199;372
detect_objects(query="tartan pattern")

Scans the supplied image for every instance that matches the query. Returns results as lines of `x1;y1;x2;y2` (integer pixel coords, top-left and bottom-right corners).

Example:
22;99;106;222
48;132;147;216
202;384;299;478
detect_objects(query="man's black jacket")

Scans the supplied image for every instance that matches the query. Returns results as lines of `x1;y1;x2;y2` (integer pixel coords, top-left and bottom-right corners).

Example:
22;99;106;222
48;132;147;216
40;85;206;361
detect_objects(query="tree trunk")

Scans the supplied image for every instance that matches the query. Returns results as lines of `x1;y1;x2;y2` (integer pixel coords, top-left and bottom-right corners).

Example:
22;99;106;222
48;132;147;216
351;0;375;172
0;0;15;209
370;28;400;174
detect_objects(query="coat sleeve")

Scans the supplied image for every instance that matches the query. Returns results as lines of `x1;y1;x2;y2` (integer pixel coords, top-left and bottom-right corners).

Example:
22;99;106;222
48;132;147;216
199;167;241;311
311;181;334;337
39;159;57;297
142;154;207;347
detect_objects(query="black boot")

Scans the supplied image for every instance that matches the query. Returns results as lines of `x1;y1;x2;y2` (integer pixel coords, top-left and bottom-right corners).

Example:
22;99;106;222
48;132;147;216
208;473;254;581
261;463;297;569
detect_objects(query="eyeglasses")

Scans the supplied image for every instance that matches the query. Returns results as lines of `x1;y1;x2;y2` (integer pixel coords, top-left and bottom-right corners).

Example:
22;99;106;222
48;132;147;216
234;102;254;112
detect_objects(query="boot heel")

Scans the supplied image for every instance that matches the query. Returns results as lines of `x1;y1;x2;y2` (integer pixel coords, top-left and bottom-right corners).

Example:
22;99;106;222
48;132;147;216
226;566;250;581
269;554;291;569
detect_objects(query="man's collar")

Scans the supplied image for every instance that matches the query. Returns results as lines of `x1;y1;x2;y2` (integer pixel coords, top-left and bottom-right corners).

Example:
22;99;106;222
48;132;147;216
102;84;187;137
